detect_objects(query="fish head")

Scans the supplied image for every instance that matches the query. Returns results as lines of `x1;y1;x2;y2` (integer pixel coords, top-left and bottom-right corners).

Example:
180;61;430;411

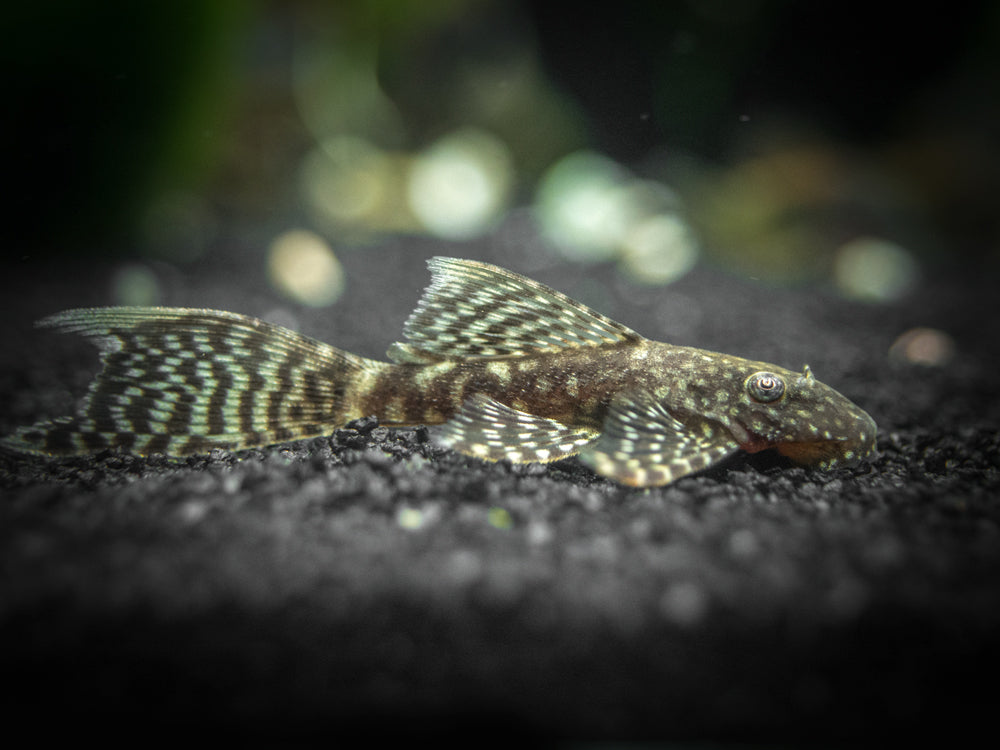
721;362;877;470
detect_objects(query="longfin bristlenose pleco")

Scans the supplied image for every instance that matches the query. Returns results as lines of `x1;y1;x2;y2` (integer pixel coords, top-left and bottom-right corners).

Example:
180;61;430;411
2;257;876;487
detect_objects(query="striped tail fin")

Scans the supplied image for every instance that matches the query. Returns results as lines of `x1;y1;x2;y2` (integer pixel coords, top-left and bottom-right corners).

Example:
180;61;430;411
2;307;383;456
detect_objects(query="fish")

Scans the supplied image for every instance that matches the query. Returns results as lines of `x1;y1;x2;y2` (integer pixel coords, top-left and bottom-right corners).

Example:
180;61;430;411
2;257;877;487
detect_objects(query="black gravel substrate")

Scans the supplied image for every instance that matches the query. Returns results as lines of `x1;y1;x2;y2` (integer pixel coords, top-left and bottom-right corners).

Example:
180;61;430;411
2;241;998;742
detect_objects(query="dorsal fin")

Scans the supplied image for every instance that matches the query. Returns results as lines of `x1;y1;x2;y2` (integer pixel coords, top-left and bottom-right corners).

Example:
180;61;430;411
387;257;643;363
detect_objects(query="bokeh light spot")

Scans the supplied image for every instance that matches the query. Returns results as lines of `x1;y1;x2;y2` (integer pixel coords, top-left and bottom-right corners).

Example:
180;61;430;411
267;229;344;307
833;237;920;302
396;506;426;530
300;137;403;236
487;507;513;530
111;264;162;306
658;580;709;627
620;213;699;284
888;327;956;366
319;136;393;222
407;128;514;239
535;151;634;261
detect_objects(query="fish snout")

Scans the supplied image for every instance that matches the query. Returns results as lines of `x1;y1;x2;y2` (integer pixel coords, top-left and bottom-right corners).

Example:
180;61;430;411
846;408;878;464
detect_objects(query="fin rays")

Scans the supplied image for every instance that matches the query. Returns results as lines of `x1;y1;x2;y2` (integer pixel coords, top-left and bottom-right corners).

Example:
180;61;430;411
436;394;597;464
580;392;738;487
388;257;641;363
4;308;379;456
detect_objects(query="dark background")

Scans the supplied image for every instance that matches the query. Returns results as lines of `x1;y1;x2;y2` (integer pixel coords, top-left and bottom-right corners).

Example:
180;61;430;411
2;0;999;741
5;0;998;260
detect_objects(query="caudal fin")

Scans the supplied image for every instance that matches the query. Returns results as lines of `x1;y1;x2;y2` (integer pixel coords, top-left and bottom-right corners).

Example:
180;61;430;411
2;307;382;456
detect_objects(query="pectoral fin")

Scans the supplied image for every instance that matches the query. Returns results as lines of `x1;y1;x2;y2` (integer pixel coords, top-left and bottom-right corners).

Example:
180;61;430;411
436;394;597;463
580;392;738;487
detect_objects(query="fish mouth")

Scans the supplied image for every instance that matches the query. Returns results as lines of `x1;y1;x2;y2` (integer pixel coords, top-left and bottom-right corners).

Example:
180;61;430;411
776;437;876;468
773;408;878;469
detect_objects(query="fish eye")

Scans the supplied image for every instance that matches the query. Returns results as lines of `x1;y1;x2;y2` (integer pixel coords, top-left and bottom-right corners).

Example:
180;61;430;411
746;371;785;403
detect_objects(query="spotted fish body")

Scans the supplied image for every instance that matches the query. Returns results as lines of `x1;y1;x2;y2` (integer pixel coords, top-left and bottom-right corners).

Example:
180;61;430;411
3;258;876;487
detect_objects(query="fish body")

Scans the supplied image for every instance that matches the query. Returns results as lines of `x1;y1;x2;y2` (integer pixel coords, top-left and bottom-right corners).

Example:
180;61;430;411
3;258;876;486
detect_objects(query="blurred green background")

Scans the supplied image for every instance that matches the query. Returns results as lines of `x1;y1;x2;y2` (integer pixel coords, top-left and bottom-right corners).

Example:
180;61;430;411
5;0;998;304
